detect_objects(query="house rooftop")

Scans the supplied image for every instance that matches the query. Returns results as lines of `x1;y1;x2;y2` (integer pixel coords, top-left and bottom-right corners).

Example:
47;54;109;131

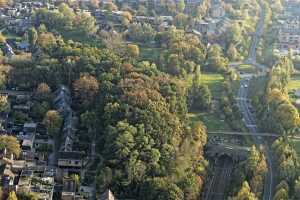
58;151;84;160
99;189;116;200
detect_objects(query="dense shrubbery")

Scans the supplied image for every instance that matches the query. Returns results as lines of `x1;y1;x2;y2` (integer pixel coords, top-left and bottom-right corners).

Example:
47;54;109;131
6;12;211;200
253;57;299;134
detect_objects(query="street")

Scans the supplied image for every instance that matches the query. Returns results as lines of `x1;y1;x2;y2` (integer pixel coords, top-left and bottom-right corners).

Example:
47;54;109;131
235;2;274;200
237;79;273;200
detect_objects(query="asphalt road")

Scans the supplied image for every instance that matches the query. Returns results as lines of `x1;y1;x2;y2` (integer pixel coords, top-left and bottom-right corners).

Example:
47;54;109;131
247;3;265;64
235;3;274;199
237;79;273;200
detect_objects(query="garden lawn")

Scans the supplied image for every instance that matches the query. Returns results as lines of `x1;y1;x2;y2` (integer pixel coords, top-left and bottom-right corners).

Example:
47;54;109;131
238;64;257;73
187;112;231;132
139;47;162;63
288;74;300;91
292;138;300;159
199;73;224;97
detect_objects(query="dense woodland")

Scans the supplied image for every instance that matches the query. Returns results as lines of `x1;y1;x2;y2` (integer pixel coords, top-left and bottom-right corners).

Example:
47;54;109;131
0;0;297;199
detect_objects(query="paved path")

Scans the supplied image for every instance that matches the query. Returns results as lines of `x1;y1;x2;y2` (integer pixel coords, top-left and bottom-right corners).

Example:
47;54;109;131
235;2;274;200
238;78;273;200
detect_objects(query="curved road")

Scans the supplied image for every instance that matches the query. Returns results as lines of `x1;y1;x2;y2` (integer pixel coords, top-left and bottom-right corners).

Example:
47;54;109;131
236;2;274;199
237;79;273;200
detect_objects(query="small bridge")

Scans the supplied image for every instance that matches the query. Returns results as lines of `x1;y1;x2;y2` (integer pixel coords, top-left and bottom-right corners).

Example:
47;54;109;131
208;131;300;140
205;143;251;162
208;131;279;137
0;90;32;96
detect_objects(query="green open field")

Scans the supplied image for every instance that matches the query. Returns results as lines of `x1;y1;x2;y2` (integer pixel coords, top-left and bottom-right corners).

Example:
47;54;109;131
237;64;257;74
139;47;162;63
187;73;229;131
200;73;224;97
1;29;22;41
288;74;300;91
187;112;230;131
287;74;300;105
186;73;224;97
292;139;300;159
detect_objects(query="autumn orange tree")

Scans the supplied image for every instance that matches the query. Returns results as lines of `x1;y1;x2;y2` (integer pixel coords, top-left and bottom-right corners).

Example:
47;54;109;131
73;75;99;108
43;110;63;136
0;135;20;158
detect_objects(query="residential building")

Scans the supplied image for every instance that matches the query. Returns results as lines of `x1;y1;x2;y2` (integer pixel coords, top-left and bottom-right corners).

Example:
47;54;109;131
99;189;116;200
16;166;55;200
278;18;300;53
57;151;85;170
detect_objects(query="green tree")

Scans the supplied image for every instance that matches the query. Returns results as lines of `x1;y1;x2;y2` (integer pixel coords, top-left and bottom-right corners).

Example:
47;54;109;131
140;178;184;200
80;111;97;135
126;44;140;59
43;110;63;135
75;12;97;35
28;27;38;48
275;103;300;132
90;0;100;8
249;175;264;197
59;3;76;27
0;135;20;158
246;145;260;174
294;177;300;199
232;181;258;200
177;0;185;12
31;101;50;120
206;44;228;72
127;23;155;43
227;44;239;61
192;122;207;145
35;83;52;102
37;32;57;49
273;187;288;200
189;78;212;111
121;11;133;26
97;167;113;192
104;2;118;11
173;13;188;29
225;23;242;45
73;75;99;107
108;121;136;160
71;174;80;191
17;192;38;200
0;95;9;113
7;191;18;200
0;33;6;43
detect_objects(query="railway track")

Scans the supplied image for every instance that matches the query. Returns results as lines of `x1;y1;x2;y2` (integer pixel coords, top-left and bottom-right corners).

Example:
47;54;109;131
204;156;233;200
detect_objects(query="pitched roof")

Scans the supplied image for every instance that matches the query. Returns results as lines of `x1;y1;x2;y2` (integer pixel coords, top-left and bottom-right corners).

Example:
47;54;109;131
99;189;116;200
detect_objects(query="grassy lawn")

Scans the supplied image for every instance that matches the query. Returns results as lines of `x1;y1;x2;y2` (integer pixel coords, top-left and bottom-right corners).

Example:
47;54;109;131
186;73;224;97
186;73;230;131
1;29;22;41
238;64;257;74
200;73;224;97
292;139;300;159
287;75;300;105
139;47;162;63
288;74;300;91
187;112;230;131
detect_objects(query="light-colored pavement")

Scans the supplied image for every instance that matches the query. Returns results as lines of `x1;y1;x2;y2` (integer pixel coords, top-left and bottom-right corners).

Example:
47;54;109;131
235;2;274;199
237;79;273;200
